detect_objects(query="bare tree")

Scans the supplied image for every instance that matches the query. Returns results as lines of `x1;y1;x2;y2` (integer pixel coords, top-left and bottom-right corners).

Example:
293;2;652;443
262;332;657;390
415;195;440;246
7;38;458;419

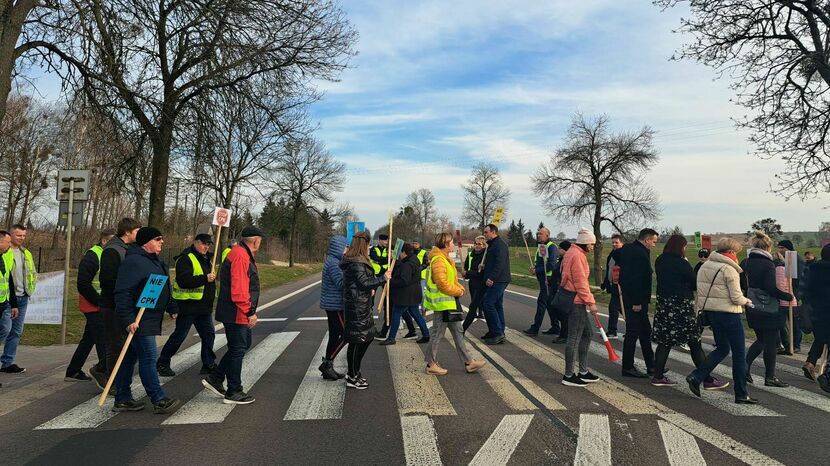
23;0;356;225
269;138;345;266
461;162;511;230
532;114;660;284
0;0;44;125
406;188;437;243
656;0;830;199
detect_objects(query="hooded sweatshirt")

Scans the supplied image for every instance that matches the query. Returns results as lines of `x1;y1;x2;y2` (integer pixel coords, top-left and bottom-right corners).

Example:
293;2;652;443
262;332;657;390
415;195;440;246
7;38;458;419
320;236;347;311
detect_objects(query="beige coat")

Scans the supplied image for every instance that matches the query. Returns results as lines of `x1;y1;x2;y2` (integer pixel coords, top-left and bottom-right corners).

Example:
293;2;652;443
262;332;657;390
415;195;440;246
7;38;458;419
695;252;749;313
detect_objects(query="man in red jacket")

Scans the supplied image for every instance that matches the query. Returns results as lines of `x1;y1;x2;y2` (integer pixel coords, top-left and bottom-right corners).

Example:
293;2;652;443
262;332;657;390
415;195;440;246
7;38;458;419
202;226;263;405
66;229;116;387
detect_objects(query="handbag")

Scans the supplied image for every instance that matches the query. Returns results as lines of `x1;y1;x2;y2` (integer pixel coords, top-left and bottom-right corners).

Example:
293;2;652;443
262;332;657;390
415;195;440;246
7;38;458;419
443;298;463;322
550;286;577;315
697;267;722;327
744;272;780;315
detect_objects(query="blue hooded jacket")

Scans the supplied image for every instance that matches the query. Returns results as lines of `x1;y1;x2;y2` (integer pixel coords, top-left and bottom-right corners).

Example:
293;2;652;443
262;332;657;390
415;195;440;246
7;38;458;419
320;235;347;311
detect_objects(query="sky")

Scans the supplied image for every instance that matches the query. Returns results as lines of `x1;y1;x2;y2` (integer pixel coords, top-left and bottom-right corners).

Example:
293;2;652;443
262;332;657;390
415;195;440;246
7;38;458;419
24;1;828;235
307;0;828;236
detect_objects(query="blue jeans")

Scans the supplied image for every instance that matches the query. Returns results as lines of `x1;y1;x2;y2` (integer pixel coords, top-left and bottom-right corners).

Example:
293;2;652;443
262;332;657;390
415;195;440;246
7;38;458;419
1;295;27;368
483;282;508;337
115;334;166;403
215;323;251;395
0;303;11;347
158;313;216;367
531;275;554;331
691;312;747;399
389;305;430;340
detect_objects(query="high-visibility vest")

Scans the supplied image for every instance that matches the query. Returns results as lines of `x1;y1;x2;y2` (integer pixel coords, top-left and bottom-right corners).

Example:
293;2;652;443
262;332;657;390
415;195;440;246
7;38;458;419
465;250;474;272
535;241;555;277
417;249;428;279
370;246;388;275
424;255;458;312
0;252;11;304
221;247;231;263
88;245;103;293
2;247;36;296
172;253;205;300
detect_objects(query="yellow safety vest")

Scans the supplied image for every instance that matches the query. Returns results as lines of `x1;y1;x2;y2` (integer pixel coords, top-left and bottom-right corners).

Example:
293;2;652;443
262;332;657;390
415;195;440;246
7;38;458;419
89;245;103;293
535;241;555;277
0;252;11;304
424;255;458;312
417;249;428;279
221;247;231;263
2;247;36;296
370;246;388;275
172;253;205;300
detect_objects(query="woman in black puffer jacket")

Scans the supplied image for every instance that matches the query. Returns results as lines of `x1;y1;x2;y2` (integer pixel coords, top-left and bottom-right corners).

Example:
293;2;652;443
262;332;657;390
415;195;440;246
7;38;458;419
740;231;794;387
340;232;390;390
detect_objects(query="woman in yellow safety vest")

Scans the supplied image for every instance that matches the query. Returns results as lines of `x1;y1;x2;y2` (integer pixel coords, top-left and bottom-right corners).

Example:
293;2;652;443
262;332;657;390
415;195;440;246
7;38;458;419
424;232;486;376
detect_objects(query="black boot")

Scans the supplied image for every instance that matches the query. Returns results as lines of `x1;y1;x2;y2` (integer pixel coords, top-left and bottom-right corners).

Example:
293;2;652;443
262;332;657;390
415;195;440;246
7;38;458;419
318;358;343;381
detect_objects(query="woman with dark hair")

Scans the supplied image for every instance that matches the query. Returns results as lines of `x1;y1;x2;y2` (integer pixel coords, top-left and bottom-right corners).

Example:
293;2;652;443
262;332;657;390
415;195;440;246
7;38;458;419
380;243;430;345
341;232;391;389
652;235;727;390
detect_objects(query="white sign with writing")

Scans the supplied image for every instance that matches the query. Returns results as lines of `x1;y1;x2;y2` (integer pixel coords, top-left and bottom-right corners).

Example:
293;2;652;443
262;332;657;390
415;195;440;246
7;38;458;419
212;207;232;227
24;271;64;325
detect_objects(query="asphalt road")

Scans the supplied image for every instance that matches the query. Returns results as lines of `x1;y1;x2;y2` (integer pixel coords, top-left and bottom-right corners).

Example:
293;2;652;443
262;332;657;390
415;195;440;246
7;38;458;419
1;275;827;465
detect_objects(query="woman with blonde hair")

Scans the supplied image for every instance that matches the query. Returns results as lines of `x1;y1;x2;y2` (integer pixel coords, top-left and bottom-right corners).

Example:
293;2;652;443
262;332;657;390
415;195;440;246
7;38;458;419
740;232;794;388
424;232;486;375
686;238;757;404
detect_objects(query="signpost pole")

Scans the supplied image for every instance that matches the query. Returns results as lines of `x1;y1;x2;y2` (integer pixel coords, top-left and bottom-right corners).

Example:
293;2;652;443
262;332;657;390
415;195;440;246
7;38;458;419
211;225;223;272
60;178;75;345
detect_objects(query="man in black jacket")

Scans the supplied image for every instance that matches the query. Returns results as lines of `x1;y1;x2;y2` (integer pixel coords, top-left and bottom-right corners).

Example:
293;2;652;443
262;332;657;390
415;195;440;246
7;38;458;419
100;218;141;383
113;227;180;414
462;236;487;332
601;234;625;338
618;228;658;378
157;234;217;377
481;224;511;345
65;229;116;386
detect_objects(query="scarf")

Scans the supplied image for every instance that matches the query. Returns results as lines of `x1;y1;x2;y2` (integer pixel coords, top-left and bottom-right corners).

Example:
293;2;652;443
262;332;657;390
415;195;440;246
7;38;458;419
722;252;739;263
749;248;773;260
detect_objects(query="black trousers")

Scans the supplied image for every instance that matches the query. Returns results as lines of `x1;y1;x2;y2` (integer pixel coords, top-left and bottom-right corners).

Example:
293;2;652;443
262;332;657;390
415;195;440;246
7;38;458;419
747;328;780;379
607;293;621;335
347;340;372;377
807;325;830;365
101;306;127;378
325;311;347;360
653;339;711;381
463;280;486;332
67;312;107;376
622;304;655;371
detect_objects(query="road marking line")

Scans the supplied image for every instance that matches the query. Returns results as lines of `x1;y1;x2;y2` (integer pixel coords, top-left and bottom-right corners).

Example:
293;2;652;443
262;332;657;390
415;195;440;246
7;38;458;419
386;341;456;416
213;280;322;330
658;420;706;466
296;317;328;321
506;329;660;415
257;318;288;322
574;414;611;466
458;338;564;411
283;332;346;420
35;335;228;430
469;414;534;466
401;415;442;466
585;343;781;417
1;372;68;417
504;328;783;465
163;332;299;425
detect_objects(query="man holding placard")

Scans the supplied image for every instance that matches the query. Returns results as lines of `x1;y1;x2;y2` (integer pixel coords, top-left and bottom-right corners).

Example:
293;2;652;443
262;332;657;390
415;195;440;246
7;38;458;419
113;227;181;414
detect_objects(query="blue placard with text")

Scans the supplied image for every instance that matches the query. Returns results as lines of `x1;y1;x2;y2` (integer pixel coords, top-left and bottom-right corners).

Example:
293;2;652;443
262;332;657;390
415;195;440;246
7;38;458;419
346;221;365;244
136;274;168;309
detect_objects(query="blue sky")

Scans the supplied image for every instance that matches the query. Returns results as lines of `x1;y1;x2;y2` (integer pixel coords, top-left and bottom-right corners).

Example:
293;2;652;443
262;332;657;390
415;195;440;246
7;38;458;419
309;0;827;235
25;1;827;235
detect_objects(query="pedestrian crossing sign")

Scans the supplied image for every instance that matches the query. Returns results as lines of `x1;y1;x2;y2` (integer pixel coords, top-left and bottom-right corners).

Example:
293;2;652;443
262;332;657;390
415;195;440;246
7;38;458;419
137;274;168;308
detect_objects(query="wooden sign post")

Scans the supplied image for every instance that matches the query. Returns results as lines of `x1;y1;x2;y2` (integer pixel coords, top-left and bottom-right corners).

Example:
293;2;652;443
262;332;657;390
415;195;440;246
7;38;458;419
210;207;233;272
784;250;798;354
385;212;394;325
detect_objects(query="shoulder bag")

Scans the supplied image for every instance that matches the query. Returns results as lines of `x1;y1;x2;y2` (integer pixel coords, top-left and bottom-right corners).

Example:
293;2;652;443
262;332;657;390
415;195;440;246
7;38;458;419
697;267;723;327
744;269;780;315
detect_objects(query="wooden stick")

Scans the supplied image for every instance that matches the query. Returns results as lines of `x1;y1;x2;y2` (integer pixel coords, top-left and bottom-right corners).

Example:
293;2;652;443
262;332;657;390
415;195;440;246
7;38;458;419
521;231;534;266
386;213;393;324
210;225;223;272
788;279;794;354
818;344;828;378
616;284;627;321
98;308;146;406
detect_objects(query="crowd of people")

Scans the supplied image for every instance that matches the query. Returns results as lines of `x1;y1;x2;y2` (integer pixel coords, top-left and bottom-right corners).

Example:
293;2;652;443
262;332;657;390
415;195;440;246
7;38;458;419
1;218;828;406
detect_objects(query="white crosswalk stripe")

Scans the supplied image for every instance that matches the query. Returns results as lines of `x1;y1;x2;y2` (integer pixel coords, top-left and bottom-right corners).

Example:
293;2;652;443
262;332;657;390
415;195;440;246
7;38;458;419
469;414;534;466
163;332;298;425
574;414;611;466
658;420;706;466
386;341;456;416
284;332;347;420
35;335;228;430
401;415;443;466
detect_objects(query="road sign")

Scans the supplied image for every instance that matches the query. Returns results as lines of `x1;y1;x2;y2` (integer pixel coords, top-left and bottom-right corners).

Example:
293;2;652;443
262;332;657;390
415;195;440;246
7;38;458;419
56;169;90;201
212;207;232;227
694;231;702;249
491;207;505;227
58;200;85;227
136;274;169;309
701;235;712;250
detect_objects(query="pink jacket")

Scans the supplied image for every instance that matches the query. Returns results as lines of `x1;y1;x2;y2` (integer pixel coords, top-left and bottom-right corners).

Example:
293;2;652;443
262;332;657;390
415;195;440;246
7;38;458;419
775;265;797;307
560;246;596;306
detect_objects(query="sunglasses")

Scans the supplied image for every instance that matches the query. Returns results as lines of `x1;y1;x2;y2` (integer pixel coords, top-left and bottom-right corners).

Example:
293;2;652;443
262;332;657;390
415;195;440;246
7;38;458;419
152;236;164;242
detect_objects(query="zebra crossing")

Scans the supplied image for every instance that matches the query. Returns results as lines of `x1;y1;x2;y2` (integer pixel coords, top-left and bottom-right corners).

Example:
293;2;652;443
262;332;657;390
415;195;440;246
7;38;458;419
14;315;816;465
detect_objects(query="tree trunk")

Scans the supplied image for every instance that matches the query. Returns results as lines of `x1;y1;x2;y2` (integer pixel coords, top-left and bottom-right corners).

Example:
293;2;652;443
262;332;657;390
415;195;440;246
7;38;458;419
0;1;36;126
147;125;173;226
288;202;300;268
592;203;603;286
